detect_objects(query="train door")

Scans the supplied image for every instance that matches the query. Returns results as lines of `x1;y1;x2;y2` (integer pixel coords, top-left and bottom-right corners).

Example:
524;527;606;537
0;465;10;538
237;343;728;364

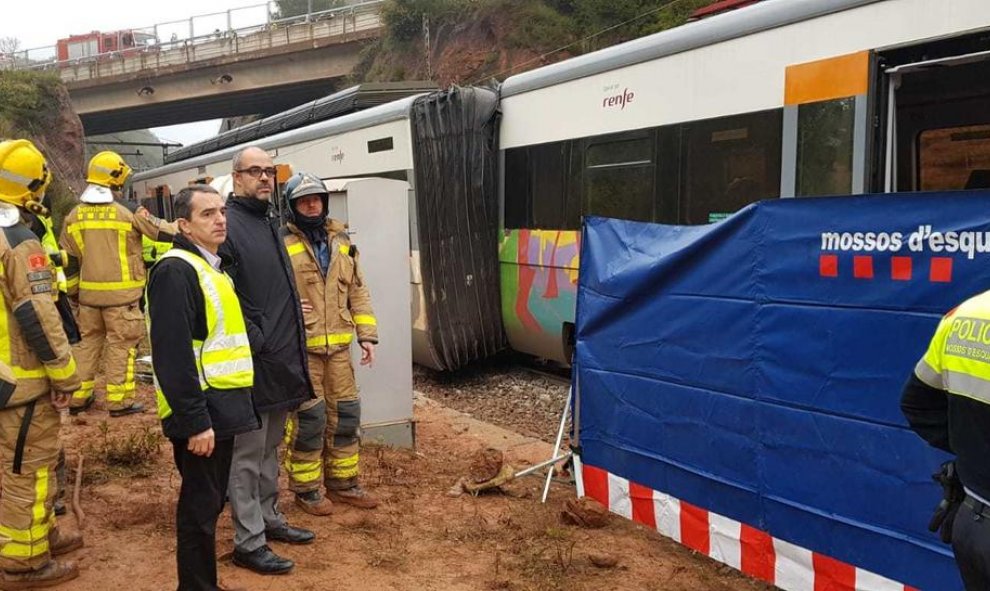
874;30;990;193
142;185;172;220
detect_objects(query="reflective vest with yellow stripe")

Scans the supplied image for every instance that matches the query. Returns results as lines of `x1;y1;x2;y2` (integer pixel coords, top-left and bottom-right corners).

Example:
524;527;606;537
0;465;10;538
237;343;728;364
916;295;990;402
37;215;67;294
59;201;175;307
149;249;254;420
142;235;171;266
281;219;378;354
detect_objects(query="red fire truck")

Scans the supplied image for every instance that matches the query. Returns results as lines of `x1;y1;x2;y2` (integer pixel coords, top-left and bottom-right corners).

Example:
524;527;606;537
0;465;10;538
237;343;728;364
56;30;157;63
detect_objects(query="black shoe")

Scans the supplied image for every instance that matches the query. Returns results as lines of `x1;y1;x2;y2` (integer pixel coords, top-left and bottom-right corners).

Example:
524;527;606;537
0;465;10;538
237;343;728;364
265;524;315;545
68;396;94;416
231;545;293;575
54;498;67;516
109;402;145;417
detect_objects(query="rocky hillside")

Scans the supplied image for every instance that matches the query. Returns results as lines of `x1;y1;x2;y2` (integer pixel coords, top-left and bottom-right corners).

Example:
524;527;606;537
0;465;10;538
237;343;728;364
351;0;714;86
0;70;86;225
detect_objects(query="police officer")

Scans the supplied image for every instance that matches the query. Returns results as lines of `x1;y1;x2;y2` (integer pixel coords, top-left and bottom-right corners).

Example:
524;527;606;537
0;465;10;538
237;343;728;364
902;296;990;590
281;172;379;513
0;139;83;588
59;151;175;417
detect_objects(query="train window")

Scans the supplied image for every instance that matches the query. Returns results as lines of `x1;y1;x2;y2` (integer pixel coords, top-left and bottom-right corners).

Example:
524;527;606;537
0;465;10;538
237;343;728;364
587;137;651;167
368;137;394;153
681;109;782;224
585;166;654;222
503;147;531;228
564;143;583;229
796;98;855;197
918;124;990;191
585;131;655;222
530;142;568;229
656;126;681;224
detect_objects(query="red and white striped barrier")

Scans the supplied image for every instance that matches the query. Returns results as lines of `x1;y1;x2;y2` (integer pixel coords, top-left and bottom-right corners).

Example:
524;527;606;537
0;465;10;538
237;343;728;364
580;463;918;591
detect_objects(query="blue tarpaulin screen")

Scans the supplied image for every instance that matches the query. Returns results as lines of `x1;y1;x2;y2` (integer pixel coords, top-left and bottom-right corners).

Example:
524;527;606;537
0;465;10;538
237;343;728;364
575;192;990;591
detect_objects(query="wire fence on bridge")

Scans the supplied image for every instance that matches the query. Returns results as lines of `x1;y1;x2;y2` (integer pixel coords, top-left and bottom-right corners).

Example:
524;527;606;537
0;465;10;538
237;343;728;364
0;0;383;78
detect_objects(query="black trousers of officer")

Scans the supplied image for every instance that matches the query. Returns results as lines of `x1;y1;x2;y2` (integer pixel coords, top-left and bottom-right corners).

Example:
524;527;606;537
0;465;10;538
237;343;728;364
171;436;235;591
952;497;990;590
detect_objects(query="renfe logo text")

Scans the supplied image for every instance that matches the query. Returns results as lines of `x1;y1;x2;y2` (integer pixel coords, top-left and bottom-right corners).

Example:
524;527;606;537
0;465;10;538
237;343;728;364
602;87;635;110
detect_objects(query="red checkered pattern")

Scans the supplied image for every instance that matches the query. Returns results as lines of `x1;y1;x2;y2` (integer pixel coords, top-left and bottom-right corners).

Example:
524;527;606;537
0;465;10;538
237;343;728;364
581;464;918;591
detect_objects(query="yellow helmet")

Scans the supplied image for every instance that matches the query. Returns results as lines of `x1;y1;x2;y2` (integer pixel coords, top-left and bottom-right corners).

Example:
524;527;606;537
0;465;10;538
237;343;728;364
87;150;132;189
0;139;51;208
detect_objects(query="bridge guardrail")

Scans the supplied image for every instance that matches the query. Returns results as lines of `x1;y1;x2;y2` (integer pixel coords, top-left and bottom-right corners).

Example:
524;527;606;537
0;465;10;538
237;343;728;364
1;0;383;82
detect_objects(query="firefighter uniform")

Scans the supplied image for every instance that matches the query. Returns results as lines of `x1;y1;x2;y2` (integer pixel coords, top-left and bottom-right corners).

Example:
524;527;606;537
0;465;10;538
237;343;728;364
59;151;175;416
0;139;82;587
31;212;79;520
280;173;379;511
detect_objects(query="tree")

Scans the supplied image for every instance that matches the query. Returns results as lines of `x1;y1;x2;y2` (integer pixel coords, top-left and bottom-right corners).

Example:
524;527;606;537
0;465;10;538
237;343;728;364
0;37;21;56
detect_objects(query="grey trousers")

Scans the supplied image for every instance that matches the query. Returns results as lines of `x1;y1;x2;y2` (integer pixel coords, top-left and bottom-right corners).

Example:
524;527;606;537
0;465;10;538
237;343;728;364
229;408;289;552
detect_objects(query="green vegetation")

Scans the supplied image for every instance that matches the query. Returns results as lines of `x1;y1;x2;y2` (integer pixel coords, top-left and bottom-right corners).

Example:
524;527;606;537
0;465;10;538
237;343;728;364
0;70;80;229
0;70;63;135
349;0;719;84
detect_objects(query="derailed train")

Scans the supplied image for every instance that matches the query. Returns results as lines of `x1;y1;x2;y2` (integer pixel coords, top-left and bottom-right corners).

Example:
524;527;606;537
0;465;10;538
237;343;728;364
133;0;990;369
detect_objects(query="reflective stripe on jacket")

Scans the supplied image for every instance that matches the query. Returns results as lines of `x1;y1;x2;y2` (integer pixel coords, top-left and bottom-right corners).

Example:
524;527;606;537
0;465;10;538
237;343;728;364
916;296;990;403
150;249;253;420
282;219;378;355
0;222;79;408
59;201;175;307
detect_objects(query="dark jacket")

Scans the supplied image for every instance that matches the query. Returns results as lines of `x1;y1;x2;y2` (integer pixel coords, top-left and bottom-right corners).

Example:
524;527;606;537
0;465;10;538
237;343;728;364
902;373;990;502
219;196;313;413
146;234;259;441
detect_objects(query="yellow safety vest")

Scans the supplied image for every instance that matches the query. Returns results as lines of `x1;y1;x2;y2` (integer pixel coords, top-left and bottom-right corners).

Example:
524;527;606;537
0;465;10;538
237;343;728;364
916;293;990;404
150;249;254;420
142;235;171;265
38;215;67;293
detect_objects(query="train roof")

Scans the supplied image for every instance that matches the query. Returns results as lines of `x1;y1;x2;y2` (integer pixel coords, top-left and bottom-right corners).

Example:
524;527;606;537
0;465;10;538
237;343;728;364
500;0;881;98
162;81;436;165
133;94;422;182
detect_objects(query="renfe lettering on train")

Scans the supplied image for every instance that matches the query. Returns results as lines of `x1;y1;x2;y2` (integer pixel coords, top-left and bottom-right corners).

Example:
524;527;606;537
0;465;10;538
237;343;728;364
602;88;635;110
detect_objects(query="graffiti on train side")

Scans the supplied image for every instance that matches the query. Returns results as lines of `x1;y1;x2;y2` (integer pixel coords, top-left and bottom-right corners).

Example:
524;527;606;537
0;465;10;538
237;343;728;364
499;229;581;334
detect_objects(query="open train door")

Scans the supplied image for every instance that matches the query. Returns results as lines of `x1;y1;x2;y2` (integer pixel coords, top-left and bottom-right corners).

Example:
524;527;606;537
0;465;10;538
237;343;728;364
873;28;990;193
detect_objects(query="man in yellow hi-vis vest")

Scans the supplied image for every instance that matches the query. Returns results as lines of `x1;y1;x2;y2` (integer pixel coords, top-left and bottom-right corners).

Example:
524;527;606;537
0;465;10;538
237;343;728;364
0;139;83;588
280;172;379;513
59;151;175;416
146;184;259;589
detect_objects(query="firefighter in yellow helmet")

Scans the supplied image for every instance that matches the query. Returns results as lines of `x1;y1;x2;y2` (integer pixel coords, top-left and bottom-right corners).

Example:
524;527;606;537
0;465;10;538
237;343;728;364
0;139;84;588
59;150;176;416
22;175;80;523
281;172;379;513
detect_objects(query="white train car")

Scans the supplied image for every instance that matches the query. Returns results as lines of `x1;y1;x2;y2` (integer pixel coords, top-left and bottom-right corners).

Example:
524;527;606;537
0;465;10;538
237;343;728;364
132;88;505;371
497;0;990;364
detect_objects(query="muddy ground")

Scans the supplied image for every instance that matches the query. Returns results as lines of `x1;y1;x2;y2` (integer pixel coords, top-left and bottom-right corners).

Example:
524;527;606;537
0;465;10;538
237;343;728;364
53;376;773;591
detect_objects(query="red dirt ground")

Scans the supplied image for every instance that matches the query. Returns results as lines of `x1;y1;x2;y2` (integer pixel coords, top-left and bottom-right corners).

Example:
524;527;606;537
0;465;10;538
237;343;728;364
53;384;774;591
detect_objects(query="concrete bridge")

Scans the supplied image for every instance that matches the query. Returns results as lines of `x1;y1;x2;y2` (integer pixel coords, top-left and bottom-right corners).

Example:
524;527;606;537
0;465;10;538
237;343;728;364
12;1;384;134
